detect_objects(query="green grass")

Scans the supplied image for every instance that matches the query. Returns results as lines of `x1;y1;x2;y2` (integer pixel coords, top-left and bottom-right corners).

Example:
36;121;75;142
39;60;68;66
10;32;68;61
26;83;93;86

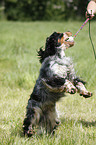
0;21;96;145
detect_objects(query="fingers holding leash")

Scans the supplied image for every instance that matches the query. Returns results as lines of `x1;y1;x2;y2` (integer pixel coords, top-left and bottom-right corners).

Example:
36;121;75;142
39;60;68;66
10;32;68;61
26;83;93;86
86;10;94;19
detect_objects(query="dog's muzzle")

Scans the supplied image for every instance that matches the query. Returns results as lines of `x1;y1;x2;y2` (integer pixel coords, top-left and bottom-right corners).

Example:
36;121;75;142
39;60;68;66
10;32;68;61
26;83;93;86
65;36;74;47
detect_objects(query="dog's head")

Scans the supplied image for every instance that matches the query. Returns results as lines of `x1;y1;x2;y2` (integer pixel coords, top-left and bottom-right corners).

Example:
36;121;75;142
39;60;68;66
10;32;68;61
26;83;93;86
38;31;74;63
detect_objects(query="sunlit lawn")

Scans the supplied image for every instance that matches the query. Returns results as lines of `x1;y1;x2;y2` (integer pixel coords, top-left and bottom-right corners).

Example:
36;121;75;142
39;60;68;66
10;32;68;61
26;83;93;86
0;21;96;145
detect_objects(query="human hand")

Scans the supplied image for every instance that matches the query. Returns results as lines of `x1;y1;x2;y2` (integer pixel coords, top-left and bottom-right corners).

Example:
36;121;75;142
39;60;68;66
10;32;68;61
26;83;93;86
86;10;95;19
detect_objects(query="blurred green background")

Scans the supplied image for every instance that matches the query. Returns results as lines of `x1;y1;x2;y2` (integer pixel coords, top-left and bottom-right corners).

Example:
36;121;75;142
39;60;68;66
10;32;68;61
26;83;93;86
0;0;91;21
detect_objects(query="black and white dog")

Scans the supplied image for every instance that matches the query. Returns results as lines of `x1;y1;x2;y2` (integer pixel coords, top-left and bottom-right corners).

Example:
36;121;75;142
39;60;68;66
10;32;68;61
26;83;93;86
23;32;92;136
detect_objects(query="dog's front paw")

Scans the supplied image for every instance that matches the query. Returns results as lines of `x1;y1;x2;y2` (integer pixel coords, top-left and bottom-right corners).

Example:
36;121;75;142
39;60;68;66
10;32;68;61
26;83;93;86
64;80;77;94
76;82;93;98
66;86;77;94
80;91;93;98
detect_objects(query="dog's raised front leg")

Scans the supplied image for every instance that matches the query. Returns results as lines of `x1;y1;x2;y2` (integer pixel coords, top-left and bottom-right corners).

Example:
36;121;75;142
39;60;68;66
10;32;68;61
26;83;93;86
42;78;76;94
75;82;92;98
42;79;65;93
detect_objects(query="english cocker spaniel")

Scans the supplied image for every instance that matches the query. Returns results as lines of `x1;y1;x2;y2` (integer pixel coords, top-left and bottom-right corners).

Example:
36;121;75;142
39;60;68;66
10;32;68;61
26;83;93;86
23;31;92;137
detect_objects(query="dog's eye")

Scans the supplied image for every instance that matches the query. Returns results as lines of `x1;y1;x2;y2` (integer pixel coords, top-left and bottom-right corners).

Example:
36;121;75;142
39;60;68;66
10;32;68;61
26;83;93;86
65;38;69;41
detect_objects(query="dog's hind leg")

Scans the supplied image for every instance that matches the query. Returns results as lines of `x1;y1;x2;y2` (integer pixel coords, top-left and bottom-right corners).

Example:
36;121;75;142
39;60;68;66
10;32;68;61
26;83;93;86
23;106;42;137
43;106;60;134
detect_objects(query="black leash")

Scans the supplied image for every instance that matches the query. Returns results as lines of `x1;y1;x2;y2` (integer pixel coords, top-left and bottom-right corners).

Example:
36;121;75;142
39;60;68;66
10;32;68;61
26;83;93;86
88;19;96;59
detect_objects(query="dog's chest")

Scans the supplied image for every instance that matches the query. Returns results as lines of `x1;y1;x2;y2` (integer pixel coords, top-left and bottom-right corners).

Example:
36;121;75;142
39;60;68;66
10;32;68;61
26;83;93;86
51;63;67;77
40;56;75;80
49;57;74;78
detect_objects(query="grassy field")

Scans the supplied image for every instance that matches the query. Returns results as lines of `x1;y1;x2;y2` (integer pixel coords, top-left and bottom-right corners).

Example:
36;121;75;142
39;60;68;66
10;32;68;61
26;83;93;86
0;21;96;145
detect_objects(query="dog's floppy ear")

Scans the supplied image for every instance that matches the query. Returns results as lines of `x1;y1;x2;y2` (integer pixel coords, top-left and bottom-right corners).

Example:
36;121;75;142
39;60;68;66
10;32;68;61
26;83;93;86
37;47;45;63
45;32;57;48
38;32;61;63
38;32;57;63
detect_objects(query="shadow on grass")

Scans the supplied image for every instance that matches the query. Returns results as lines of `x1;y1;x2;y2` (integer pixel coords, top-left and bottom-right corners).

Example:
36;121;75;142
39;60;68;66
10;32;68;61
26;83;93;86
61;118;96;128
79;120;96;127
